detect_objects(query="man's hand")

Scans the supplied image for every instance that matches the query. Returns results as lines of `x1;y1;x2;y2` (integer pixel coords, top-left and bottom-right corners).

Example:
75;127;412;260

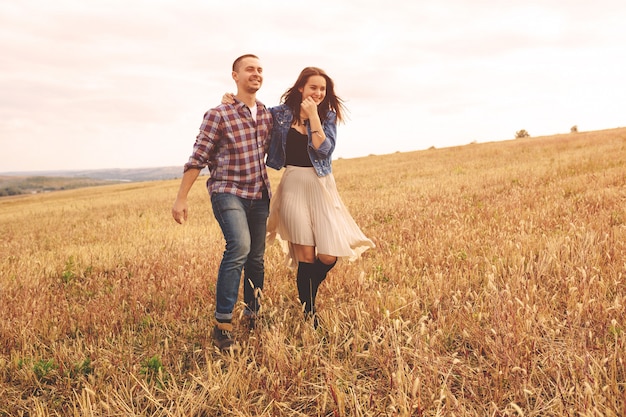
172;199;188;224
171;168;201;224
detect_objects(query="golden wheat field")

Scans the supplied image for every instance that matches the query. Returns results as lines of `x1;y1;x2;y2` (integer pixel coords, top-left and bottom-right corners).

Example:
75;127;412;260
1;128;625;416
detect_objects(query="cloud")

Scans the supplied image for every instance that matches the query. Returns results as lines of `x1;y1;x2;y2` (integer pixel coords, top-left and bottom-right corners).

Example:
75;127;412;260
1;0;626;171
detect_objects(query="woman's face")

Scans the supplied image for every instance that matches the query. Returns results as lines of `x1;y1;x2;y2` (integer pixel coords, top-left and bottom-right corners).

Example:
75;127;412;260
299;75;326;104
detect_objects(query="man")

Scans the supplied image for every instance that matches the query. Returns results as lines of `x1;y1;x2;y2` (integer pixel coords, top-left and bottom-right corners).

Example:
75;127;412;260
172;54;272;352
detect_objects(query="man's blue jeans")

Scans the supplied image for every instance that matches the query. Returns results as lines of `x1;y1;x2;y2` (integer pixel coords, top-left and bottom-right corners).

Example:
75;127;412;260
210;191;269;322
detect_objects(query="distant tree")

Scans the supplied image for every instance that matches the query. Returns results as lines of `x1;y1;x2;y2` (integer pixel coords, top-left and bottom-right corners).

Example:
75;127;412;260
515;129;530;139
0;187;24;197
570;125;578;133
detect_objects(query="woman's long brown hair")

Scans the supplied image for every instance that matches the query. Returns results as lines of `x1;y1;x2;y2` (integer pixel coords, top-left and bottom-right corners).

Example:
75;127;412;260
280;67;346;124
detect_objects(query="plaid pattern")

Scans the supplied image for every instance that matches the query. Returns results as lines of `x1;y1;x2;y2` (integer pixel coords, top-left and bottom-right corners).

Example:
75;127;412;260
184;101;273;199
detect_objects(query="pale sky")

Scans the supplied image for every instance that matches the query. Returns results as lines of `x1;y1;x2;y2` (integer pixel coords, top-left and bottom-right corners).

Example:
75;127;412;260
1;0;625;172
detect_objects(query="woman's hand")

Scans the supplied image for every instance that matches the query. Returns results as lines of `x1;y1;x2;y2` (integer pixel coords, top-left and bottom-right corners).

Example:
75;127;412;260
301;96;325;148
300;96;318;118
221;93;235;105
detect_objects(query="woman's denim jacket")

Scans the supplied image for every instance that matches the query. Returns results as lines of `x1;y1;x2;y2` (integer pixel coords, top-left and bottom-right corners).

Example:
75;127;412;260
266;104;337;177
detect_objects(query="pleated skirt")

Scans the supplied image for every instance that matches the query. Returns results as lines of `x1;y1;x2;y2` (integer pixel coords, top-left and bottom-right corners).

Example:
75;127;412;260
267;166;375;267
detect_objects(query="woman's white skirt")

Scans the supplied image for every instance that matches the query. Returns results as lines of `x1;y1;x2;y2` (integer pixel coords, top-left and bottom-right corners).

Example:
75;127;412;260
267;166;375;267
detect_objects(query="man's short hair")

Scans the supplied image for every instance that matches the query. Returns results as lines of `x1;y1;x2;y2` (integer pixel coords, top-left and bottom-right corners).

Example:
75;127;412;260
232;54;259;72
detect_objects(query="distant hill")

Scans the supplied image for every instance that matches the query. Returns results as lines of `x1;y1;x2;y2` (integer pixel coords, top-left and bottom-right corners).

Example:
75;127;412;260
3;126;624;196
0;166;208;197
0;166;197;182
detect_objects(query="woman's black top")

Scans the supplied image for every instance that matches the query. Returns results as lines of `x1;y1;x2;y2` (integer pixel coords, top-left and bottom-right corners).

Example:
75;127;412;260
285;128;313;167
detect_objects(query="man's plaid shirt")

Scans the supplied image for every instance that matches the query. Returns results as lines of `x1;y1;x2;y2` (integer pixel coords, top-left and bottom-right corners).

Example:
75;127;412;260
184;100;272;199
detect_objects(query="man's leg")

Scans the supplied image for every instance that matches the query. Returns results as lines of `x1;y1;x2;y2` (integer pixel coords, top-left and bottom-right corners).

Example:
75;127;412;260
211;193;250;324
242;191;270;320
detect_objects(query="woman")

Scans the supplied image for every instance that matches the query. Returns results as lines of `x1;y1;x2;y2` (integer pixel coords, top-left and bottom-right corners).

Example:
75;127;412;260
225;67;374;325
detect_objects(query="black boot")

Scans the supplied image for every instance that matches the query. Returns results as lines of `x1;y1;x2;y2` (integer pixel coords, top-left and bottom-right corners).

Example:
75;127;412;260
311;258;336;306
296;262;316;316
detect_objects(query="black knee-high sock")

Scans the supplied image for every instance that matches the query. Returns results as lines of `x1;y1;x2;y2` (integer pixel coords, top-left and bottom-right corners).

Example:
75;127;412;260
311;258;336;307
296;262;316;314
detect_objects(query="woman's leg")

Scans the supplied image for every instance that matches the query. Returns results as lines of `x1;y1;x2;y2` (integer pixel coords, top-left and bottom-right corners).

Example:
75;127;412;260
294;245;337;325
293;244;315;264
317;254;337;266
294;244;316;318
312;254;336;311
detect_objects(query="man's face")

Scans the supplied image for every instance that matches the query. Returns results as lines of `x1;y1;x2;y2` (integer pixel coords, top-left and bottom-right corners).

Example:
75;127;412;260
233;57;263;93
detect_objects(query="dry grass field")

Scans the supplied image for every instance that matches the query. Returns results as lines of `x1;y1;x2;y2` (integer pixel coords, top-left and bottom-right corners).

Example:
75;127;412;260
1;128;625;416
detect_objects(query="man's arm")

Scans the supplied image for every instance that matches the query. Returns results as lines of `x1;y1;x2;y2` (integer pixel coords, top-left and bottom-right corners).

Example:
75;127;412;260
171;168;201;224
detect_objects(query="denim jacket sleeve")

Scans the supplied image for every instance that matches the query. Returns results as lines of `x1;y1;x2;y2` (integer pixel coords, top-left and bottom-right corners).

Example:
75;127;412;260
266;105;289;171
305;110;336;176
308;111;336;159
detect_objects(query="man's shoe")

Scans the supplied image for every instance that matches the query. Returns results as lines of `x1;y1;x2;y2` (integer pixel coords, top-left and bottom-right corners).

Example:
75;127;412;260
212;323;239;353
